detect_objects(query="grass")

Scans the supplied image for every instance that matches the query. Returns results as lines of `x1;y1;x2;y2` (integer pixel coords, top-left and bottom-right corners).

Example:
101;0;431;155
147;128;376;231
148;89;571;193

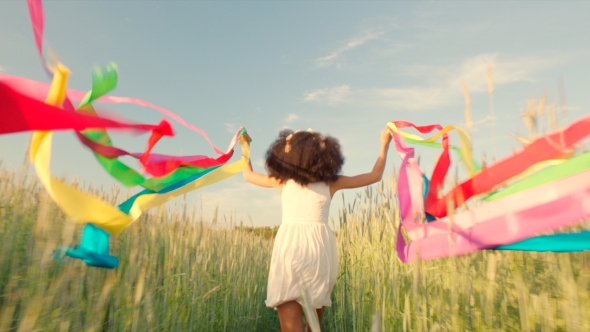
1;155;590;331
0;161;275;331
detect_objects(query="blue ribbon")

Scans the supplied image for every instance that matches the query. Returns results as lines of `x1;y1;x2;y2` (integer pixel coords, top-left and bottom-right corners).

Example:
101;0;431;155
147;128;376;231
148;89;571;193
58;223;119;269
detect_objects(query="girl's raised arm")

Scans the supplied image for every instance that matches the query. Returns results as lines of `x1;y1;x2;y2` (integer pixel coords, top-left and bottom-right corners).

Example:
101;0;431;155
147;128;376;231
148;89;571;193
329;129;391;197
242;135;282;189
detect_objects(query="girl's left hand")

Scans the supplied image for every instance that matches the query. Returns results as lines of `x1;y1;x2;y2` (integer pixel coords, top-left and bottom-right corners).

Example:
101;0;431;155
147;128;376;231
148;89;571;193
241;133;252;145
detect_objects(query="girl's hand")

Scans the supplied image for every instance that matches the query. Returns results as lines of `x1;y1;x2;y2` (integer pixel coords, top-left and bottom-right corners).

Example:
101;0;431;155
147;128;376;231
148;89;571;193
381;128;392;147
330;127;392;195
241;133;252;145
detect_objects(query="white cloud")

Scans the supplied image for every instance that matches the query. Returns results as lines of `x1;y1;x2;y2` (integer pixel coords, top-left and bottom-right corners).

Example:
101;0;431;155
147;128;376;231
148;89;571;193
285;113;299;123
303;85;452;110
316;53;339;67
315;30;383;68
304;53;565;111
401;53;564;93
224;123;237;133
455;54;558;92
303;85;351;106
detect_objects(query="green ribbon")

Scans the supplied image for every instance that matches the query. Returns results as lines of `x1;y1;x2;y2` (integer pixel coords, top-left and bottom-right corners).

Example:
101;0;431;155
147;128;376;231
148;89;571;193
76;64;211;192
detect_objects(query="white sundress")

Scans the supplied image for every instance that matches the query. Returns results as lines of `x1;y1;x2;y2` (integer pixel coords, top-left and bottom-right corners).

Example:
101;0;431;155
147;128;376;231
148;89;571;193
265;180;339;309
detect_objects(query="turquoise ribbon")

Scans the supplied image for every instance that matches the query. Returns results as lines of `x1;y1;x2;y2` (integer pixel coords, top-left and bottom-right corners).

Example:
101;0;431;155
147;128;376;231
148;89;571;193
59;224;119;269
496;231;590;252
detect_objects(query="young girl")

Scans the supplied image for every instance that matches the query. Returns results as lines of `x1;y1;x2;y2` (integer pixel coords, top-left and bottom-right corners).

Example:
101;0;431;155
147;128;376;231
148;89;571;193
242;128;391;332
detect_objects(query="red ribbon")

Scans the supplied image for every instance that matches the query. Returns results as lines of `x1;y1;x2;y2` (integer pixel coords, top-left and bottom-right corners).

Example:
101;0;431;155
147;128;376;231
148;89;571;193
0;81;173;138
425;115;590;218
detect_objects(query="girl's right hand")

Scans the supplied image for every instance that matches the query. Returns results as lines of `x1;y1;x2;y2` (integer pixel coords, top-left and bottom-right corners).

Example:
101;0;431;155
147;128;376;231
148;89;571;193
381;128;392;147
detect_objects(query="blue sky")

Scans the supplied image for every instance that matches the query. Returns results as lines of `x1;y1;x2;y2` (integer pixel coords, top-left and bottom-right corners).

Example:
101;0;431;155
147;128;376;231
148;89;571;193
1;1;589;227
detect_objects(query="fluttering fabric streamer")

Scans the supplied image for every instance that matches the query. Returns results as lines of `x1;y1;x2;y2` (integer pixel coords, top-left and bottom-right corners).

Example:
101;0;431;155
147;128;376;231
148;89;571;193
0;77;216;192
404;137;481;173
483;152;590;202
496;231;590;252
391;118;590;262
488;152;590;252
28;64;250;235
394;128;589;262
70;65;240;193
22;0;240;193
396;170;590;262
3;0;252;270
31;64;130;235
55;224;119;269
0;81;173;136
387;119;580;219
26;0;52;76
0;73;225;155
424;115;590;218
388;120;480;218
73;64;237;181
0;72;236;177
27;0;231;153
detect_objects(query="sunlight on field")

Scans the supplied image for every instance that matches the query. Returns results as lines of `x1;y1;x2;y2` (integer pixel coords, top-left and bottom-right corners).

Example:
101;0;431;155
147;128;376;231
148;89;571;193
1;160;589;331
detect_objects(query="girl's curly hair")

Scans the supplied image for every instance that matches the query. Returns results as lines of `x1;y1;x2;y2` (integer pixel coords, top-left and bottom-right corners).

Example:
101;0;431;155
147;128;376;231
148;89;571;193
265;129;345;186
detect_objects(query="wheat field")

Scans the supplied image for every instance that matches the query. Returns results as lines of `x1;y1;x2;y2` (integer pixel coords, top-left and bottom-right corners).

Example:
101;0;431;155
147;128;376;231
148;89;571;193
1;158;589;332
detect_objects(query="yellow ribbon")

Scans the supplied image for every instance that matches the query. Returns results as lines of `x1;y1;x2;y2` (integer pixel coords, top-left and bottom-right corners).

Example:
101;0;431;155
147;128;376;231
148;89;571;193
32;64;249;235
386;122;475;174
386;122;571;188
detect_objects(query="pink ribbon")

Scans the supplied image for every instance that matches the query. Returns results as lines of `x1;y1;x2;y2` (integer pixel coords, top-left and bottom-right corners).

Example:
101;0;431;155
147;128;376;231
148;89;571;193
391;117;590;262
397;170;590;262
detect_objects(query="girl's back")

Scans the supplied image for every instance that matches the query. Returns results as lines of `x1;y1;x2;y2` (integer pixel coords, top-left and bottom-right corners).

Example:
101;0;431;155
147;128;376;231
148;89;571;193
281;180;330;224
267;179;338;310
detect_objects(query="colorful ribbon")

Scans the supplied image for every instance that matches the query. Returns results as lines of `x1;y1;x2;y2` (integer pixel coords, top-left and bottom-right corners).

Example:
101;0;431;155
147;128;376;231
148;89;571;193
0;72;236;178
425;116;590;218
5;0;248;268
0;0;254;271
483;152;590;202
55;224;119;269
0;75;225;155
25;63;250;237
74;64;237;181
495;231;590;252
0;81;173;136
390;117;590;262
396;169;590;262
